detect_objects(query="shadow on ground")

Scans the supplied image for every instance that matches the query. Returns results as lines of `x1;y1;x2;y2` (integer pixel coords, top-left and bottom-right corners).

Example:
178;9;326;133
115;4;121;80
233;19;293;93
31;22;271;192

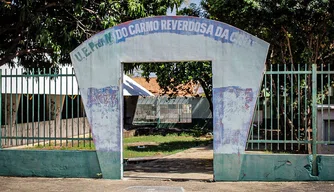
124;158;213;174
124;144;214;180
125;140;212;153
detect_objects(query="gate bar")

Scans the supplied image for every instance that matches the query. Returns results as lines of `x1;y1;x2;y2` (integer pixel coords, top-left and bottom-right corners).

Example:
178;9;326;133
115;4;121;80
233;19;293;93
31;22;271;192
312;64;318;176
0;69;2;149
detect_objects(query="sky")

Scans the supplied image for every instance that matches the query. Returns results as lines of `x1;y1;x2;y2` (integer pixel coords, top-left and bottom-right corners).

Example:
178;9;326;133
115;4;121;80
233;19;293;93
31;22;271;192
167;0;202;16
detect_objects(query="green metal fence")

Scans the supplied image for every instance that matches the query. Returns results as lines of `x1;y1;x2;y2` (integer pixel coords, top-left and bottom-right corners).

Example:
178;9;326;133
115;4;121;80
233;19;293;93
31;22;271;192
1;64;334;154
0;67;93;149
248;64;334;155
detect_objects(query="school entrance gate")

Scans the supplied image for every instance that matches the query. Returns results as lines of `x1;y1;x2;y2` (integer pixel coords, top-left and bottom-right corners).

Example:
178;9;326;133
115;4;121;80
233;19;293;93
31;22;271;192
70;16;269;180
1;16;334;181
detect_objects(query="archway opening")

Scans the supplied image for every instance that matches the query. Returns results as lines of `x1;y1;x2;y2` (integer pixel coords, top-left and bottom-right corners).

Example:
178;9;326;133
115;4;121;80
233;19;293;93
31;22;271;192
122;61;213;180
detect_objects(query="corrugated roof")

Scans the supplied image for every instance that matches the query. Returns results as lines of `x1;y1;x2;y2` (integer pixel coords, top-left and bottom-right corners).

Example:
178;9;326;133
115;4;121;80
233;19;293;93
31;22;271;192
131;77;203;96
0;65;153;96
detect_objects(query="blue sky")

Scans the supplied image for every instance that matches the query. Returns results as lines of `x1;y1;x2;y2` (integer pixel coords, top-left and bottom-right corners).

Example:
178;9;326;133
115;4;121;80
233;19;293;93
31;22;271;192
167;0;202;16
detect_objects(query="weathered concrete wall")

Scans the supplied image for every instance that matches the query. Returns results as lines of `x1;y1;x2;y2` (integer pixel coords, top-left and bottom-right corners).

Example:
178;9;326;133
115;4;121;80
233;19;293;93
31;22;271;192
1;150;333;180
46;95;65;121
318;155;334;179
214;154;334;181
0;150;101;178
1;117;90;147
317;107;334;154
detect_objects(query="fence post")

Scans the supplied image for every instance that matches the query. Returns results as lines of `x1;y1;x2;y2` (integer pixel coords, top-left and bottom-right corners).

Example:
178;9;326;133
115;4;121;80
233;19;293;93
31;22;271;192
0;69;2;149
157;96;160;128
311;64;318;176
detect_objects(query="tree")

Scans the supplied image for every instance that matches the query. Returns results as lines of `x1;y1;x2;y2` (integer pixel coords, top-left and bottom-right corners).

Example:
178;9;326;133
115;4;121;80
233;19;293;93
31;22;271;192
201;0;334;153
202;0;334;65
0;0;182;70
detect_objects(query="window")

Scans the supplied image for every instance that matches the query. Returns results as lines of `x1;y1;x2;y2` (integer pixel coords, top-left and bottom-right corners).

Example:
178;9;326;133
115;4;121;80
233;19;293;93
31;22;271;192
133;103;192;124
133;104;157;123
159;104;192;123
323;120;334;145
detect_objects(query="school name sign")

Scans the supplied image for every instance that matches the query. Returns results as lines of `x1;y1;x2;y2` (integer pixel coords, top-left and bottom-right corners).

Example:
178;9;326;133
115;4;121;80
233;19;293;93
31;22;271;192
73;16;256;62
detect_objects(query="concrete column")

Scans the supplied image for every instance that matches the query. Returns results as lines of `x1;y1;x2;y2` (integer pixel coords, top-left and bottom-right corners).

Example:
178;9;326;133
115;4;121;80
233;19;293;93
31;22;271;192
46;95;65;121
2;94;21;146
46;95;65;139
5;94;21;125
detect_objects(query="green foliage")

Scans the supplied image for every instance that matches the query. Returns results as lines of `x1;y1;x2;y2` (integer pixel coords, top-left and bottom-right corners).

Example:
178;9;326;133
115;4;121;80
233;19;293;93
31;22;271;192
31;134;212;158
202;0;334;66
192;124;205;138
0;0;183;69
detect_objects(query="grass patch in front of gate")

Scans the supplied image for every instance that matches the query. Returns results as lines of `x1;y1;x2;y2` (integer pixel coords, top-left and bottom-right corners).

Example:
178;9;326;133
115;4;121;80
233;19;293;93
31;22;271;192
30;133;212;159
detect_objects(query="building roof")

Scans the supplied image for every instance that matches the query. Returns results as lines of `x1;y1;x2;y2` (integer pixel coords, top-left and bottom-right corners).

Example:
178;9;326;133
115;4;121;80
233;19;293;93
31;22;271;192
123;75;154;96
0;65;154;96
131;77;203;97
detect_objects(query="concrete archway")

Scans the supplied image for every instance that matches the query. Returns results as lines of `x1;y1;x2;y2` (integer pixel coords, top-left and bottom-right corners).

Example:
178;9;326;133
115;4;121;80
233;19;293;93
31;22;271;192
70;16;269;179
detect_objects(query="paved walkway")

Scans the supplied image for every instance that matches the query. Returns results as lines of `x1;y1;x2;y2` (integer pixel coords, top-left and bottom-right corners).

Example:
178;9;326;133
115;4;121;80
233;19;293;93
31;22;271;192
124;144;213;181
1;177;334;192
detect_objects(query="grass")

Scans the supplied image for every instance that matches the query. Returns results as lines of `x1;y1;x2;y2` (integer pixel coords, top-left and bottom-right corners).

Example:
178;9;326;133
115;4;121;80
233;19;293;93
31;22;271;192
30;133;213;159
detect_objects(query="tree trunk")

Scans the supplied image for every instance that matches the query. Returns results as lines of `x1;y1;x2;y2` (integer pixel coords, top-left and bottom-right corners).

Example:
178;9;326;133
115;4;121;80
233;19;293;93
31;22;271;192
198;79;213;113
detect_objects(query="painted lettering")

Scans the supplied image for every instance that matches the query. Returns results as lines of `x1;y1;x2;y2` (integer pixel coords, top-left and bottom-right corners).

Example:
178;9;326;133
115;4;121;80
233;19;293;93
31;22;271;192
188;21;194;31
128;25;135;35
206;24;214;35
230;32;237;43
166;20;172;30
153;21;159;30
97;39;104;47
221;29;229;40
121;27;128;37
230;32;252;47
140;22;146;32
215;26;223;37
82;47;91;57
115;30;123;40
161;20;167;30
104;32;114;44
89;42;96;52
177;20;183;30
134;24;141;34
75;52;84;62
194;22;201;32
182;21;188;31
171;20;177;30
145;21;154;31
200;23;207;33
72;18;257;63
